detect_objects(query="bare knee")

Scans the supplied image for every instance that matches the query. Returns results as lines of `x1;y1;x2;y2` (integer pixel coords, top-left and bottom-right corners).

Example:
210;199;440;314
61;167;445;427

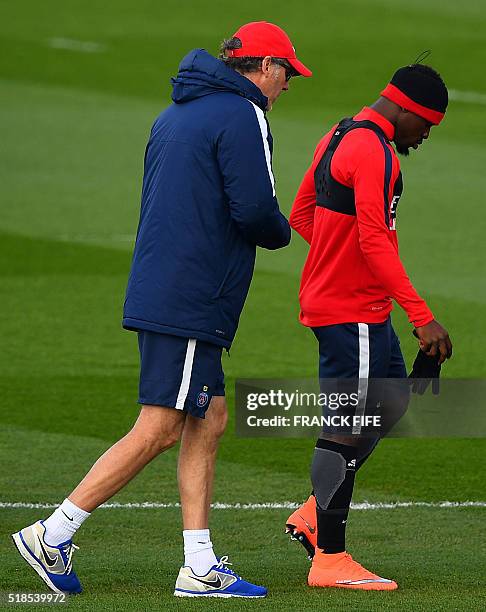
209;414;228;442
207;396;228;439
131;405;185;454
319;432;360;447
182;396;228;448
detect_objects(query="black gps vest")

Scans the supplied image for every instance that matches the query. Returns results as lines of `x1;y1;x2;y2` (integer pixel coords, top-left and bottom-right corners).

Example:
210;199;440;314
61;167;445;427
314;117;403;227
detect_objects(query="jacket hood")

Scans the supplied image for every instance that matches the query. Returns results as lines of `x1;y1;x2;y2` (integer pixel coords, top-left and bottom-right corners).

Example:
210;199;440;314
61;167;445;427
171;48;268;111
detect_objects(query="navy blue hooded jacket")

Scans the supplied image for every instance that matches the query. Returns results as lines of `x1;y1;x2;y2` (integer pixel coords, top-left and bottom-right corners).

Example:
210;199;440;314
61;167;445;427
123;49;290;348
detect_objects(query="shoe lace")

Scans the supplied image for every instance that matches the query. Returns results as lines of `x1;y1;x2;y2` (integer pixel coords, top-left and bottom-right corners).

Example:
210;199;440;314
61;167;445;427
216;555;240;579
61;542;79;573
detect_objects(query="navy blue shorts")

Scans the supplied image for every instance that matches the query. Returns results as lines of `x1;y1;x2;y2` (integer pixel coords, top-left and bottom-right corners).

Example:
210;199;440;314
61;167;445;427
312;318;408;435
137;331;225;419
312;318;406;380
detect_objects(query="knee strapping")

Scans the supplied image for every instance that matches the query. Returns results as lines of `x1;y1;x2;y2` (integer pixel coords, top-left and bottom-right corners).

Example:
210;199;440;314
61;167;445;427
311;439;357;510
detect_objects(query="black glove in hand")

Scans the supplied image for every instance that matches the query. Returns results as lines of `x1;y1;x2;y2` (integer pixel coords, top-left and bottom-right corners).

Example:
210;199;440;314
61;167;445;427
408;349;441;395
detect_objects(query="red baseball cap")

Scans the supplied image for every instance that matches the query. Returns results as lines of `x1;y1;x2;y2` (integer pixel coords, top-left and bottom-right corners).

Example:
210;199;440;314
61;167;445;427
227;21;312;78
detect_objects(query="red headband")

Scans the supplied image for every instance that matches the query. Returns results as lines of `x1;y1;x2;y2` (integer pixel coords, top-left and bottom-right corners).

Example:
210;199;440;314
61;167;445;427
381;83;445;125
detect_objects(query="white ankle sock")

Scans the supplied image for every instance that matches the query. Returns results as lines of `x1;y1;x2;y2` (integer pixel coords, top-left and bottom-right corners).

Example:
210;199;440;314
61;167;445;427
43;498;90;546
183;529;218;575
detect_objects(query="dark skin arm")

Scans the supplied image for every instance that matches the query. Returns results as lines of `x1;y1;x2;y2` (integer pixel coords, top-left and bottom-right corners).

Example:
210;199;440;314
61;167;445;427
414;320;452;365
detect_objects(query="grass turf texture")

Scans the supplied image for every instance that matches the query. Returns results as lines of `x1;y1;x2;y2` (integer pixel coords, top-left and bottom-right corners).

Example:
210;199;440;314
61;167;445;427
1;0;486;609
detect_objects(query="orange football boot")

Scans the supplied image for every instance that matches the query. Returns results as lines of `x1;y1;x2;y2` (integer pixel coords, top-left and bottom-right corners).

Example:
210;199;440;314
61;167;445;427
308;550;398;590
285;495;317;559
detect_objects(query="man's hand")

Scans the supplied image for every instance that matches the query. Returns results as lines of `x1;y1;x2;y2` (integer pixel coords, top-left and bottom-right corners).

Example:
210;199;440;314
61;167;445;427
414;320;452;365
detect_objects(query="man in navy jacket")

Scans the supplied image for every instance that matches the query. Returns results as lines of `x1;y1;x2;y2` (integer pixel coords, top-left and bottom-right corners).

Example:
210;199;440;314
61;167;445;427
13;22;311;598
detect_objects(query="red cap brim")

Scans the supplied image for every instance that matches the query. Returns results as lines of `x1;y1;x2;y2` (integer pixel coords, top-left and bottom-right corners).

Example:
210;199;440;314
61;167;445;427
288;57;312;78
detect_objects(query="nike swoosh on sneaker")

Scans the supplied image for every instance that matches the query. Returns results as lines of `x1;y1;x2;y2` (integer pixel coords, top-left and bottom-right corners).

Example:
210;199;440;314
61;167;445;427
336;578;392;585
38;538;59;568
298;514;316;534
191;576;222;589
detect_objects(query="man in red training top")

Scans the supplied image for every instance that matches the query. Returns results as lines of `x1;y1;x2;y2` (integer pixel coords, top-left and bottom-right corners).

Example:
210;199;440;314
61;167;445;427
285;64;452;590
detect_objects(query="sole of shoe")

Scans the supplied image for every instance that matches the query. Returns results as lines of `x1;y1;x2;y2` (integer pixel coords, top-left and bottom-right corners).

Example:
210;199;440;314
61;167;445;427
11;532;63;594
174;590;266;598
308;578;398;591
285;525;316;560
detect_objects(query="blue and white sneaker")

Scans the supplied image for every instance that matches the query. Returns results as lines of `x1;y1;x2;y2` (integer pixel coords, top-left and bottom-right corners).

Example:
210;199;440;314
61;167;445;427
12;520;82;594
174;556;267;598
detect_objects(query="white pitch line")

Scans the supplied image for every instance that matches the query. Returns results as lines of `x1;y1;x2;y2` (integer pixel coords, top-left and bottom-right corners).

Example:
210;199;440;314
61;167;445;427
449;89;486;105
48;38;105;53
1;501;485;511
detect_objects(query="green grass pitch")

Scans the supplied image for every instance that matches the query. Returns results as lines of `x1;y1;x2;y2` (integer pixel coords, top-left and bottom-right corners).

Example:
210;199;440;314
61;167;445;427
1;0;485;610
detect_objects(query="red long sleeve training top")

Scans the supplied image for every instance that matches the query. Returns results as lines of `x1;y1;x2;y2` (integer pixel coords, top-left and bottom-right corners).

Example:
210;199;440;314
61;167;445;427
290;107;434;329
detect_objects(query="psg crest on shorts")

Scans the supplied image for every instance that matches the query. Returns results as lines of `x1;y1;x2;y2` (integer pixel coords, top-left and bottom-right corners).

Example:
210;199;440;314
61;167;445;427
197;391;209;407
